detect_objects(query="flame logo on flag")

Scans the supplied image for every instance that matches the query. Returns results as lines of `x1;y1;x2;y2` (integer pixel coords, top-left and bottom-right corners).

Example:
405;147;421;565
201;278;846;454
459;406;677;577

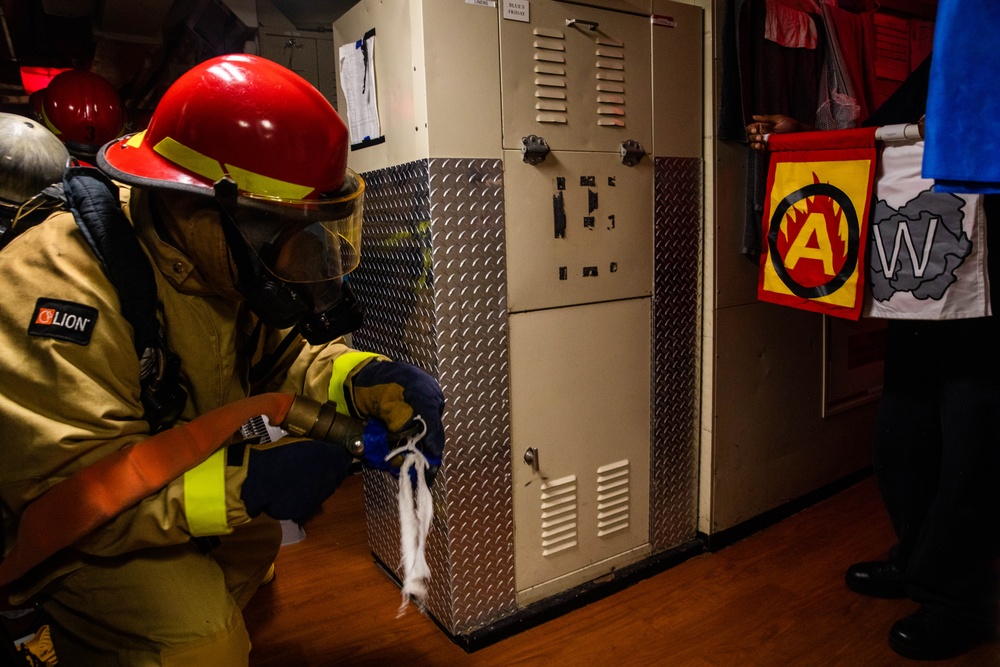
767;179;860;299
776;173;850;288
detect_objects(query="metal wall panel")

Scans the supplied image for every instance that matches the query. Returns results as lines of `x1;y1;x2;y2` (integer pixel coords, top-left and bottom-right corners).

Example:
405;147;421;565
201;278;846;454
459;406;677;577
351;158;517;635
499;1;653;153
503;150;654;312
509;298;652;603
650;1;704;159
650;156;703;551
351;154;703;634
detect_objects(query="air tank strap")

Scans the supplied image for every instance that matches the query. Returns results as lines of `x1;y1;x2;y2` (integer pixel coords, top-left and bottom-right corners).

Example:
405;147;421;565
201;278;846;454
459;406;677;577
62;164;160;354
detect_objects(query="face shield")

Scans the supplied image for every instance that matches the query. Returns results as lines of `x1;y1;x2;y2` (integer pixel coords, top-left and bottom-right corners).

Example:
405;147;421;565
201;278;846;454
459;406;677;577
230;168;364;287
212;169;367;344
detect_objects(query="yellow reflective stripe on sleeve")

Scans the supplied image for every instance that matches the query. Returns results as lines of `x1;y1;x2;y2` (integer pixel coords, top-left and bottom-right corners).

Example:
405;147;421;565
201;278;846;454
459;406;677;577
183;448;230;537
329;351;384;415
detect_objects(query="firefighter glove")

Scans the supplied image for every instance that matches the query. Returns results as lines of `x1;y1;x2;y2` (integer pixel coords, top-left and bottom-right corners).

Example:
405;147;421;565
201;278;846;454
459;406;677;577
240;438;354;524
347;360;445;484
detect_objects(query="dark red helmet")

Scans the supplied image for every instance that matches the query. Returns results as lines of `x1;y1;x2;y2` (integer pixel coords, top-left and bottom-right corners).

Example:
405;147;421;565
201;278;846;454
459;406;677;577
41;69;124;158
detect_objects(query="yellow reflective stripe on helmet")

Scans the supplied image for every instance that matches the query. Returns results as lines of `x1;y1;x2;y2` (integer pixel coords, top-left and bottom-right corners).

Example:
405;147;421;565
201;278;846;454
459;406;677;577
329;351;385;415
153;136;226;183
226;164;314;201
151;135;313;200
125;131;146;149
39;109;62;137
183;448;231;536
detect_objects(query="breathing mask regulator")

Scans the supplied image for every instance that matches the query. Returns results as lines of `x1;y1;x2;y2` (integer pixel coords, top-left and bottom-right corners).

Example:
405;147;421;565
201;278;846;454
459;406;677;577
212;173;366;345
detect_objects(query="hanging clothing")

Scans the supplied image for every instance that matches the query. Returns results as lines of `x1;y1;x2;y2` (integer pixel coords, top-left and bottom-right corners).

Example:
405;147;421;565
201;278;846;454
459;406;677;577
815;2;877;130
821;3;877;123
718;0;828;261
764;0;819;50
718;0;827;140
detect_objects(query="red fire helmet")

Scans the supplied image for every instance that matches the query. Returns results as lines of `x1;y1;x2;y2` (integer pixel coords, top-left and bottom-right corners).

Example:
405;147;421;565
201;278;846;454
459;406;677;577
98;54;363;282
40;69;124;157
98;53;351;202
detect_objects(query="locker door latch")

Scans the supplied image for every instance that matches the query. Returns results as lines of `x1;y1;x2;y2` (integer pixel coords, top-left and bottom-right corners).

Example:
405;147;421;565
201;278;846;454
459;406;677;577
566;18;599;31
523;447;539;472
620;139;646;167
522;135;551;165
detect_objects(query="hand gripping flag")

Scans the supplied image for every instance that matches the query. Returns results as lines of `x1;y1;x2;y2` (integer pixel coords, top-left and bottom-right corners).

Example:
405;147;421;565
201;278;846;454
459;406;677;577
758;127;878;320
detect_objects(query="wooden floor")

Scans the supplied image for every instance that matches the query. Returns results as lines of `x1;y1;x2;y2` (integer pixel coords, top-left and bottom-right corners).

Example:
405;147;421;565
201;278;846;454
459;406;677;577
243;474;999;667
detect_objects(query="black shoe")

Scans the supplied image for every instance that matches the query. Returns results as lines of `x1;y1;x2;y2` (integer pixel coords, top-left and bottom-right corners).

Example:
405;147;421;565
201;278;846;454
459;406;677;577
889;608;995;660
845;560;906;598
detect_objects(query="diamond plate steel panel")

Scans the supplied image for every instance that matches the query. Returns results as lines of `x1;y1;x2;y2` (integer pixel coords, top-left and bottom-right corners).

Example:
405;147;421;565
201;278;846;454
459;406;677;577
352;158;516;636
354;155;700;636
651;156;702;552
351;161;436;369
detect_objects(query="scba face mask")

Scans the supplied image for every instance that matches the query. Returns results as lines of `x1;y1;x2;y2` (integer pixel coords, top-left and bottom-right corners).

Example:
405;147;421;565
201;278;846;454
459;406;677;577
214;174;366;344
237;267;366;345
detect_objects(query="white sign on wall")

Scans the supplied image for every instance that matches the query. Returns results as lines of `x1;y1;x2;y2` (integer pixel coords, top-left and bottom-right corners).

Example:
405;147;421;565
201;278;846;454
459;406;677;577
503;0;529;22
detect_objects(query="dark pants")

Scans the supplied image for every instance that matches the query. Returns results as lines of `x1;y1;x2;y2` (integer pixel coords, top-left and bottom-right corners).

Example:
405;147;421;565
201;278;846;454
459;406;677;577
874;315;1000;624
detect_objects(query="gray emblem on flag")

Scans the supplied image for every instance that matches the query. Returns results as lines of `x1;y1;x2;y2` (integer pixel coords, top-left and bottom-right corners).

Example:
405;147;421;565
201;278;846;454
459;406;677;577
868;190;972;302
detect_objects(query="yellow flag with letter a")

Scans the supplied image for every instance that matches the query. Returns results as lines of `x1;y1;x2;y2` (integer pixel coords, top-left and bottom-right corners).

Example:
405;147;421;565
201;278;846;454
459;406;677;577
758;127;878;320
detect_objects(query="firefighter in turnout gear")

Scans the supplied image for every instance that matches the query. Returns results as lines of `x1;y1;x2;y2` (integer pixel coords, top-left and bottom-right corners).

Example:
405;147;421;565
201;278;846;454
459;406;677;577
0;54;445;665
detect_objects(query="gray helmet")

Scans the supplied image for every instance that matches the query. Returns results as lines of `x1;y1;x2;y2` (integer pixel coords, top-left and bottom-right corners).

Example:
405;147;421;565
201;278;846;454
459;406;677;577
0;113;69;205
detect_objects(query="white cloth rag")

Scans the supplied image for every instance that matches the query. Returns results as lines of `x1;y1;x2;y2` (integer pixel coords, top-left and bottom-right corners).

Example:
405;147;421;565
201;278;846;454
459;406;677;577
386;416;434;617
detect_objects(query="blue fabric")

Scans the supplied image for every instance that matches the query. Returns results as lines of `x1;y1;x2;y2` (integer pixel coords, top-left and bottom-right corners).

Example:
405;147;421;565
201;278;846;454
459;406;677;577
360;418;393;473
923;0;1000;194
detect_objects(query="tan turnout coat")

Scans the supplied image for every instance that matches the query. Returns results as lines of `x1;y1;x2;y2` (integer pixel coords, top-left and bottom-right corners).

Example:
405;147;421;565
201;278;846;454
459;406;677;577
0;185;350;600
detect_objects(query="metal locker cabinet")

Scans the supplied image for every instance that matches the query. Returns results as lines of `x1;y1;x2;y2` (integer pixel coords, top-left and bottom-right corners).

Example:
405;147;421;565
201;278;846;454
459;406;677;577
333;0;703;638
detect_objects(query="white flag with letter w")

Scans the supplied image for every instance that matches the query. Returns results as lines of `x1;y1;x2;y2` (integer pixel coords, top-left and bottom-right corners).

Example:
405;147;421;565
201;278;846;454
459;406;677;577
864;139;990;320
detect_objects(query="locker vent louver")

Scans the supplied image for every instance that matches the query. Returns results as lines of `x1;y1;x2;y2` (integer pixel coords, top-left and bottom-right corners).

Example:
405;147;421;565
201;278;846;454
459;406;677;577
533;28;568;124
595;36;626;128
540;474;578;556
597;459;630;537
